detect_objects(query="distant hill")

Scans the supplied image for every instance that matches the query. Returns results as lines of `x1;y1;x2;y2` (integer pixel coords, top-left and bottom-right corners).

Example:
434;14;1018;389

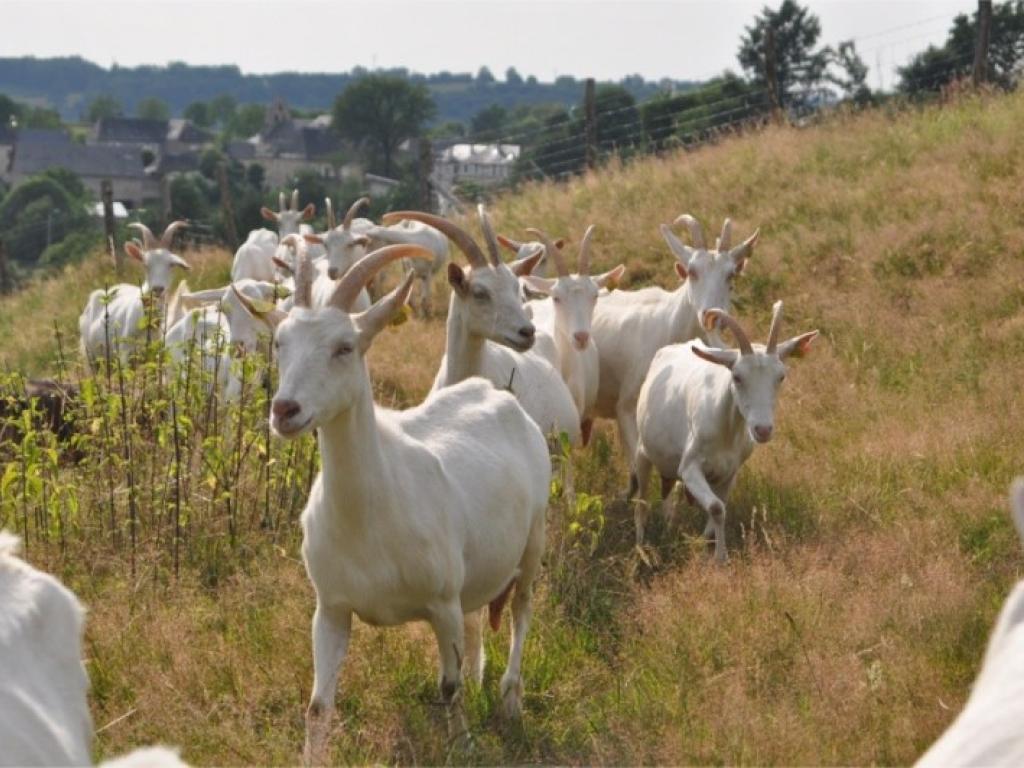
0;56;700;124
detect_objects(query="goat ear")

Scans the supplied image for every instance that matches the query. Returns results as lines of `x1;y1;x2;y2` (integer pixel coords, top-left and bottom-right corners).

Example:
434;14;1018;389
303;234;324;245
776;330;818;360
496;234;519;252
661;224;695;265
691;344;738;369
182;287;226;309
272;256;294;275
596;264;626;289
171;254;191;270
301;203;316;221
674;262;688;282
447;262;469;295
728;228;759;273
260;207;279;222
356;270;416;350
511;248;544;277
231;285;287;330
125;241;145;263
521;276;555;295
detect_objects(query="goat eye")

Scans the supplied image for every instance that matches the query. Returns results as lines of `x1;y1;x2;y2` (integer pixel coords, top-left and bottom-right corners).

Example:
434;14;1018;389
333;344;353;358
552;296;562;304
733;374;744;386
472;288;489;301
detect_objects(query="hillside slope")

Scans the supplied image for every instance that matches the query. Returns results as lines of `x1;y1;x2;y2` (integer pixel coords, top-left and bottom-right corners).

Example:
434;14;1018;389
2;91;1024;765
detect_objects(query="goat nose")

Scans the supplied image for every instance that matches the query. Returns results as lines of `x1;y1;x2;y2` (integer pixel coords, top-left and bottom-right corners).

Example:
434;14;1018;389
518;324;535;340
328;267;339;280
151;286;165;296
573;331;590;349
753;424;774;443
272;399;301;421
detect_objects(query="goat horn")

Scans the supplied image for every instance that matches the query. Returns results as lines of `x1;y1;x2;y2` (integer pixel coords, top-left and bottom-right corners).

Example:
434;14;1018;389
278;192;286;212
496;234;522;251
477;205;502;267
718;218;733;251
579;224;596;276
331;245;433;312
525;227;568;276
343;197;369;230
160;220;188;249
325;198;335;229
127;222;158;250
703;308;753;354
674;214;707;249
293;248;314;309
766;300;784;354
381;211;487;268
291;188;299;211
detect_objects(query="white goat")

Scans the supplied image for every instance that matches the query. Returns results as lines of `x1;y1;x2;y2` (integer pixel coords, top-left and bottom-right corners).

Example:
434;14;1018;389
917;479;1024;767
0;531;186;767
384;208;582;446
590;214;759;484
164;278;287;400
520;226;625;444
79;221;190;372
261;189;315;238
632;303;817;560
241;245;550;765
360;217;449;316
230;228;279;282
317;197;372;282
497;231;564;278
274;234;371;313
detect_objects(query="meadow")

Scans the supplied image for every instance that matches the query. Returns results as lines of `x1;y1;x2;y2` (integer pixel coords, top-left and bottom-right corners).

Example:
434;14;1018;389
3;90;1024;765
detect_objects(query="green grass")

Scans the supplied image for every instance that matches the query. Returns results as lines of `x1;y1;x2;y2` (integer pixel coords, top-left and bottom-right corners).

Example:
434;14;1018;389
4;90;1024;765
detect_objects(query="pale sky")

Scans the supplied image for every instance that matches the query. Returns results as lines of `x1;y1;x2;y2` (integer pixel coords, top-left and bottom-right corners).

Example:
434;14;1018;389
2;0;975;91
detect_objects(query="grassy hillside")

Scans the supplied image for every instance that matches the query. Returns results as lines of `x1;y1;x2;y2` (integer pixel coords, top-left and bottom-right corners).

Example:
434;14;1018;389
3;91;1024;765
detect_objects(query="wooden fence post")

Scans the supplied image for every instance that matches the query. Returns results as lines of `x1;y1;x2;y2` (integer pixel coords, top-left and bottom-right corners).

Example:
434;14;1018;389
101;179;120;274
217;162;239;250
973;0;993;87
584;77;598;170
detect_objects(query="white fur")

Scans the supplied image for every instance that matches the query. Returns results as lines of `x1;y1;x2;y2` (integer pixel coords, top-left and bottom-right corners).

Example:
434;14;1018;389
230;228;279;283
268;269;550;764
361;220;449;315
917;479;1024;767
590;216;757;474
632;313;815;560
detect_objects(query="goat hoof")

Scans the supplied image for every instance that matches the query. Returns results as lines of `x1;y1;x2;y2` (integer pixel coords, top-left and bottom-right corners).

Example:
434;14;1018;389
500;673;524;719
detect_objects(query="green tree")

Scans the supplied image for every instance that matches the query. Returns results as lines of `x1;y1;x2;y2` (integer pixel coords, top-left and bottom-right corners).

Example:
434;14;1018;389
829;41;872;104
476;67;496;85
84;94;123;123
136;97;170;120
470;104;508;140
184;101;213;127
0;173;90;268
0;94;19;126
331;74;436;177
592;84;640;153
227;104;265;139
210;94;238;127
898;1;1024;94
505;67;524;86
737;0;831;109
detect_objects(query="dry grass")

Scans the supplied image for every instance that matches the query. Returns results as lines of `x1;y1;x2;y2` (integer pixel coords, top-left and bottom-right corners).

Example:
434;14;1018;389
4;91;1024;765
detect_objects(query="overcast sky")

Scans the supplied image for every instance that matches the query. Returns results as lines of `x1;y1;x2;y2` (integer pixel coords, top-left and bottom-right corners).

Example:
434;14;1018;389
4;0;976;91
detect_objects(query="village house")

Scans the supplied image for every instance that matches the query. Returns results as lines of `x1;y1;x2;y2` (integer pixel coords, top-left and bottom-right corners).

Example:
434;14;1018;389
432;142;520;188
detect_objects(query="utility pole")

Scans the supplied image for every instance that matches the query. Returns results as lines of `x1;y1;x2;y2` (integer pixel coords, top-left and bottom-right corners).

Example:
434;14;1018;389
101;179;119;274
217;162;239;249
417;138;433;213
973;0;993;87
584;77;598;170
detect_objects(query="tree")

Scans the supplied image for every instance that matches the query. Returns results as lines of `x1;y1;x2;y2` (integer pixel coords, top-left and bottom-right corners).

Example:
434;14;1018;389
476;67;496;85
505;67;524;86
227;104;265;139
332;74;436;177
828;41;872;104
84;94;123;123
210;94;238;127
470;104;508;141
136;97;170;120
592;84;640;153
184;101;213;127
0;94;18;126
898;1;1024;94
737;0;831;110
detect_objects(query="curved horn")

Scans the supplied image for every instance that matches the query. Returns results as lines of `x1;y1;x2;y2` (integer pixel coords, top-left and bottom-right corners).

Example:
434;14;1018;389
674;214;706;250
718;218;733;251
160;220;188;249
381;211;486;268
766;300;784;354
291;189;299;211
496;233;523;252
343;197;369;230
525;227;568;277
325;198;335;229
579;224;596;276
478;205;502;267
331;244;433;312
278;192;286;212
127;222;159;250
293;249;314;309
703;308;753;355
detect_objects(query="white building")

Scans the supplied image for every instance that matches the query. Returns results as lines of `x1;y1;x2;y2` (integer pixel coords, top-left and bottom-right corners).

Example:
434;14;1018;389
433;143;520;188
